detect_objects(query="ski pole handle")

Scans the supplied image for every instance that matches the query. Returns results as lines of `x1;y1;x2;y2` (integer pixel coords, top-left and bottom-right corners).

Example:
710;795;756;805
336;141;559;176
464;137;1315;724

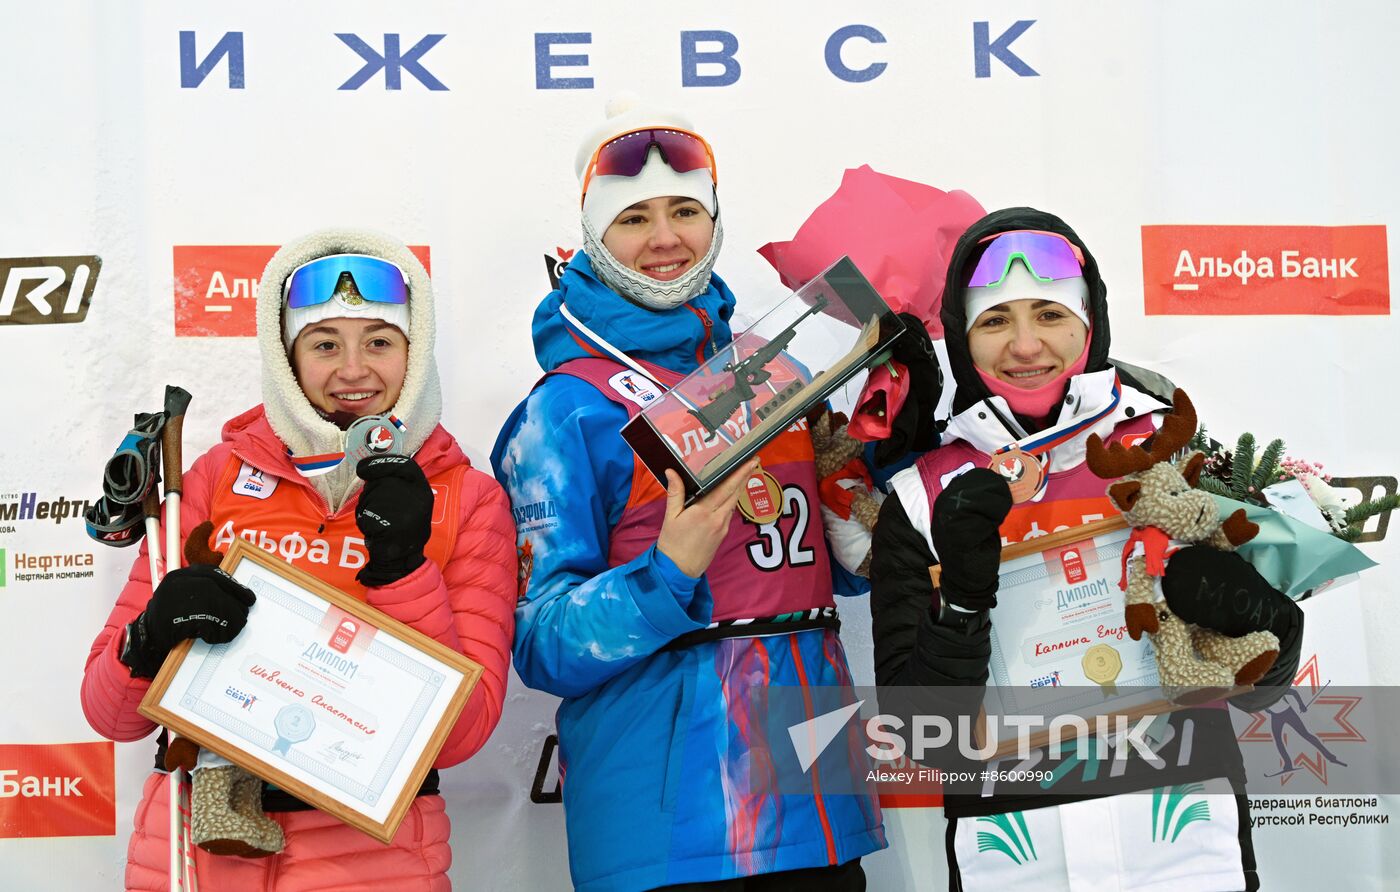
161;386;192;497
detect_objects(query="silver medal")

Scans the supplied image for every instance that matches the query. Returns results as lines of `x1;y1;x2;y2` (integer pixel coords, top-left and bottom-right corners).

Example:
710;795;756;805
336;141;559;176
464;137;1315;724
344;414;406;465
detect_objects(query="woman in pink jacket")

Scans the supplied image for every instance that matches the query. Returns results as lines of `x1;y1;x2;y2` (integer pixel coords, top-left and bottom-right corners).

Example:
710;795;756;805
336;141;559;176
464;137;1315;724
81;228;517;891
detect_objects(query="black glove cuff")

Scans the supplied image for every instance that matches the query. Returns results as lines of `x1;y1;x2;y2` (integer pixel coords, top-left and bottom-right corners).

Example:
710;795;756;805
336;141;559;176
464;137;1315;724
916;607;992;684
938;578;998;614
357;553;427;589
931;597;992;635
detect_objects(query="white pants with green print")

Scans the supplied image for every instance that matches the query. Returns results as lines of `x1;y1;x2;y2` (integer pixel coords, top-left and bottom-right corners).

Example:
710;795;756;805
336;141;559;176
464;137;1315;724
953;778;1248;891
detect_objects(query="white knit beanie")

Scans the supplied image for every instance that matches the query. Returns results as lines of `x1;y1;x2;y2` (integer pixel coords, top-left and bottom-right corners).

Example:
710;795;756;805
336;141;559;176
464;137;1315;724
575;94;717;236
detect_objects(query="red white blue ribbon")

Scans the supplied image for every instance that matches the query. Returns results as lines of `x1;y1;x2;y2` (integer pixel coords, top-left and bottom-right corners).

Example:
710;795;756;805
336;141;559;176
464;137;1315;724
991;374;1123;500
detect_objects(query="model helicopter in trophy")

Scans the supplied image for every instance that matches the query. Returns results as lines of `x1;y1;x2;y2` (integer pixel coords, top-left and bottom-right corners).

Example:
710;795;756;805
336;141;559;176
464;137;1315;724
687;296;829;436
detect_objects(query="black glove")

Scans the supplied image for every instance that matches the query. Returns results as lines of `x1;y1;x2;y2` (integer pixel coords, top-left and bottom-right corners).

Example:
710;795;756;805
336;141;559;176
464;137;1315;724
120;564;256;678
873;313;944;468
1161;546;1300;639
930;468;1013;612
355;454;434;587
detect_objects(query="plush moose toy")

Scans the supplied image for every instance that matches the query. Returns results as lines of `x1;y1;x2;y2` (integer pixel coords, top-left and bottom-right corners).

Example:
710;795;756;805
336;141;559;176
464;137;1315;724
1085;390;1279;700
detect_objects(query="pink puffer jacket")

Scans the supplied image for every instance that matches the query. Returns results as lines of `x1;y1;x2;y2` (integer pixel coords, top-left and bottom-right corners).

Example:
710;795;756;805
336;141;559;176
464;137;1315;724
80;406;517;891
125;772;453;892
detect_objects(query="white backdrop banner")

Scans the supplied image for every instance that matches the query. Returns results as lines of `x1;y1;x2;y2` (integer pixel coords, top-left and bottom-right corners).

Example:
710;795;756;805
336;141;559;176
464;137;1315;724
1;1;1396;889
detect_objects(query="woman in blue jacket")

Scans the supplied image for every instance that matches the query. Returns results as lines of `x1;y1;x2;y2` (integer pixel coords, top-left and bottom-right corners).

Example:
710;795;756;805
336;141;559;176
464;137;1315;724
492;100;885;891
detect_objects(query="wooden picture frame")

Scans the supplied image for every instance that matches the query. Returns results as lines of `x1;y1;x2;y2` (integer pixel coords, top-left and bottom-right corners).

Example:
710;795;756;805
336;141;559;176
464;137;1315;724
139;539;483;844
999;515;1130;562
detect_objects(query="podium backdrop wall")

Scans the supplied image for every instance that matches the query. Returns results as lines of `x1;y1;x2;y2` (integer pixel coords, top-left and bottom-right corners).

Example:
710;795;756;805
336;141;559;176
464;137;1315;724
2;2;1397;888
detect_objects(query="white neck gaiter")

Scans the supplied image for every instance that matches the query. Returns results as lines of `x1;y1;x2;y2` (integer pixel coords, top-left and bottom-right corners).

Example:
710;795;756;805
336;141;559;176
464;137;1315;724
580;211;724;311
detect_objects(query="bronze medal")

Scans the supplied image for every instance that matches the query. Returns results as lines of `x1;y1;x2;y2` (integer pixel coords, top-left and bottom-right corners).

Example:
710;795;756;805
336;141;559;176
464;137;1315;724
989;447;1045;504
737;467;783;525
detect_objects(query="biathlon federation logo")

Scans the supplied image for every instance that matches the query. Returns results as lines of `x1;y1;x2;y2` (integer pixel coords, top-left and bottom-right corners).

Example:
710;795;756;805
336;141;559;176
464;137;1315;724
1028;670;1062;688
1237;654;1364;786
607;370;663;407
233;462;277;500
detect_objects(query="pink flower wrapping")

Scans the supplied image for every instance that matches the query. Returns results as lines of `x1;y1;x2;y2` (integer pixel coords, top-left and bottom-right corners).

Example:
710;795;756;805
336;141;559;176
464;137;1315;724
757;165;985;337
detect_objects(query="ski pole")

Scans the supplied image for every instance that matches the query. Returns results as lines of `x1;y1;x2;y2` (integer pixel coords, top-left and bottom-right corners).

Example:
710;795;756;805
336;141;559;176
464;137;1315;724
159;386;197;890
161;387;192;581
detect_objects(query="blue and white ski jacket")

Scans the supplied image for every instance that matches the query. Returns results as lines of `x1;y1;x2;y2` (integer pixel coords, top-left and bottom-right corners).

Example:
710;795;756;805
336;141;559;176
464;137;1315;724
492;253;885;891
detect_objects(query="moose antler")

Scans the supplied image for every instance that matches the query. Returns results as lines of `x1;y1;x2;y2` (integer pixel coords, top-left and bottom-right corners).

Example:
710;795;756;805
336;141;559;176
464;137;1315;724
1149;390;1197;461
1085;389;1198;479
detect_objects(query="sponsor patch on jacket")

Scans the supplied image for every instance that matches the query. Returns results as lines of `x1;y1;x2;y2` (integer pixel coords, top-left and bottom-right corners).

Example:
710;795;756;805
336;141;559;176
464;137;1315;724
232;462;277;500
607;370;663;407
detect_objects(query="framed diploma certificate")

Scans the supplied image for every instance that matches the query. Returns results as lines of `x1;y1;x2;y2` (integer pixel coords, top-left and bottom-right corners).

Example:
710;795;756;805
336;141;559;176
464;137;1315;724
978;517;1187;757
139;539;484;843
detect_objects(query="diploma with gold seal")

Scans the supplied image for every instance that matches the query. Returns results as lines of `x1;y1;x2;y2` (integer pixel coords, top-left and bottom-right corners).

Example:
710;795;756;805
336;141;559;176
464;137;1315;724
985;517;1159;718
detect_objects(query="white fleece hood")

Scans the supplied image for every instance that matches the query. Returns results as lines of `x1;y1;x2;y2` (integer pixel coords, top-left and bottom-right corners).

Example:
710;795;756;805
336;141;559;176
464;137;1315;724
257;227;442;512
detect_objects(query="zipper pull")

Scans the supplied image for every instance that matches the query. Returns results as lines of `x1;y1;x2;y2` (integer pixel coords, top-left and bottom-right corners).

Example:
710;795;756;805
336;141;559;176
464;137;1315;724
691;306;715;362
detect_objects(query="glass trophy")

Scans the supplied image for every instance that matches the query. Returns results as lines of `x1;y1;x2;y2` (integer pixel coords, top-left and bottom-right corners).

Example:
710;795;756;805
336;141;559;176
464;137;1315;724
621;256;906;502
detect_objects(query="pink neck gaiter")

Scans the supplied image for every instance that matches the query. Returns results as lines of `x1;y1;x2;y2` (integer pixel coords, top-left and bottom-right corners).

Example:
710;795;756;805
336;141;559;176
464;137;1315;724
975;337;1091;425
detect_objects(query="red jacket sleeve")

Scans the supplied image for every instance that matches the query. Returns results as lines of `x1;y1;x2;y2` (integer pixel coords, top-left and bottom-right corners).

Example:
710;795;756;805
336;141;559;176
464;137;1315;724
363;466;517;769
79;445;224;741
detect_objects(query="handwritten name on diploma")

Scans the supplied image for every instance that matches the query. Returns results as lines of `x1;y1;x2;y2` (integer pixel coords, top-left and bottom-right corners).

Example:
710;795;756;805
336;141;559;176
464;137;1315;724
247;663;378;736
309;694;377;736
250;664;306;697
1031;622;1132;657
